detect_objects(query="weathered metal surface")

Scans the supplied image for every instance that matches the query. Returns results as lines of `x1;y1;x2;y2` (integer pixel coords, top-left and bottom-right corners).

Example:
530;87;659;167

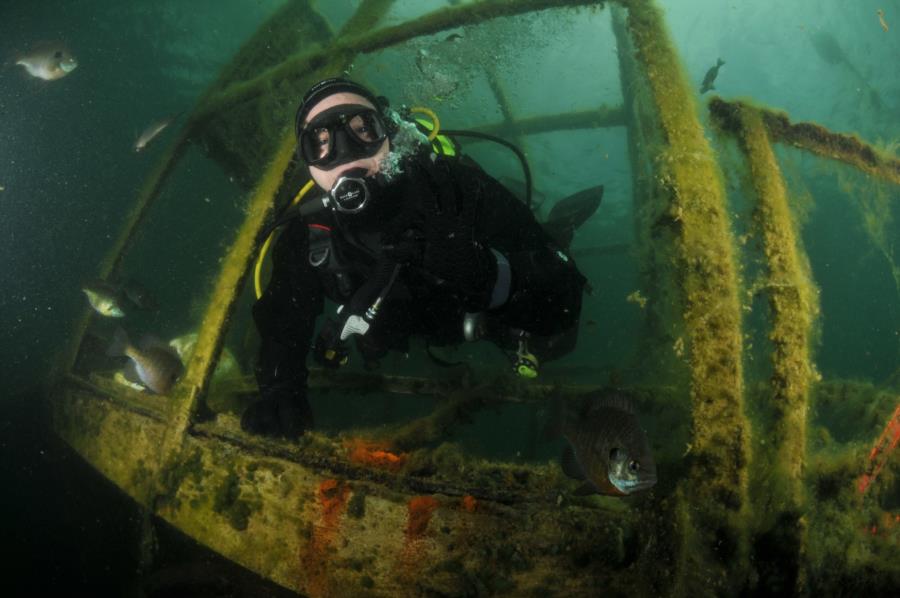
729;103;819;593
471;106;626;140
617;0;751;594
709;97;900;187
50;377;640;597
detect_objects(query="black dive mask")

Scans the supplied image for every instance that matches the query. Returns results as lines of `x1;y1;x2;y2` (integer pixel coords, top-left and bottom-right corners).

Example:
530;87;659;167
298;104;388;170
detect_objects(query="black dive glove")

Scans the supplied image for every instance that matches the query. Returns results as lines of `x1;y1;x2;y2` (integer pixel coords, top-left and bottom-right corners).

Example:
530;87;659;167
418;189;498;310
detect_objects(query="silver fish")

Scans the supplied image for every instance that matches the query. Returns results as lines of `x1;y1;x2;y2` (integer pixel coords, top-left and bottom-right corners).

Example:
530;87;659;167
82;280;126;318
551;389;657;496
107;328;184;395
16;44;78;81
134;115;178;152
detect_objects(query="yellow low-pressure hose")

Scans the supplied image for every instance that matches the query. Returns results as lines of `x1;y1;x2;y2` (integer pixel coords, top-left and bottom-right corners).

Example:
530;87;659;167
254;179;316;299
409;106;440;141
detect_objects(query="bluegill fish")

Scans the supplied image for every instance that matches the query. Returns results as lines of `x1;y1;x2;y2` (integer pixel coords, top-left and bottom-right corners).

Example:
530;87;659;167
16;43;78;81
550;389;657;496
82;280;126;318
700;58;725;94
107;328;184;395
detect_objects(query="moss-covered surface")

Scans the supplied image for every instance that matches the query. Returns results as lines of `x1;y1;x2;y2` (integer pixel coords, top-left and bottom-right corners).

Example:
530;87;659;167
709;97;900;186
727;103;820;593
213;469;254;531
624;0;751;593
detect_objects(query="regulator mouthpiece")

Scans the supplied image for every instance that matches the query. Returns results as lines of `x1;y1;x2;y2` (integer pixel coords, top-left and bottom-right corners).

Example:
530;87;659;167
328;168;370;214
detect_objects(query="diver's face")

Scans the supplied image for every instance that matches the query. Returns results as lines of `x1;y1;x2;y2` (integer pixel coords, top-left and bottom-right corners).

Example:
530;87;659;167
303;92;390;191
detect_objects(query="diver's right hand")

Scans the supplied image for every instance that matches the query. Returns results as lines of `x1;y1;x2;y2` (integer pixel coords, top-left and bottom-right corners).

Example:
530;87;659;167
240;389;313;440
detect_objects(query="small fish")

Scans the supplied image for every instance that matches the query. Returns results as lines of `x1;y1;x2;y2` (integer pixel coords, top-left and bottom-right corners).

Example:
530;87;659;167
15;43;78;81
700;58;725;94
415;48;431;75
134;114;178;152
445;33;464;43
107;328;184;394
82;280;126;318
548;389;657;496
878;9;889;32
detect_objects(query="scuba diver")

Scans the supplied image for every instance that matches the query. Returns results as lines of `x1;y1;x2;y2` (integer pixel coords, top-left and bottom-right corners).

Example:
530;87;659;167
241;77;598;438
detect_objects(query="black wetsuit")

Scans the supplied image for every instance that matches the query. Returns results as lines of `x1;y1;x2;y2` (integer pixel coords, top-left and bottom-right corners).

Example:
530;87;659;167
249;152;586;435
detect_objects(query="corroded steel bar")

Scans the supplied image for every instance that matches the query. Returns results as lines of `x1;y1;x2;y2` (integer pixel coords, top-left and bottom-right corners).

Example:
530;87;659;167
709;98;900;187
157;132;297;470
470;105;626;138
732;103;817;594
194;0;605;122
622;0;750;594
610;4;681;385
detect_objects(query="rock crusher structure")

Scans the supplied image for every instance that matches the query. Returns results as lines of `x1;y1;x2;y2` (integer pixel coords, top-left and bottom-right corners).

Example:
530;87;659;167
50;0;900;596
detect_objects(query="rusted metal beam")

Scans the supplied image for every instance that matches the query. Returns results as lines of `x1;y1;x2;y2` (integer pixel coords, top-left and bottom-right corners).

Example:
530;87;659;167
709;97;900;187
617;0;751;594
469;105;626;138
729;102;818;594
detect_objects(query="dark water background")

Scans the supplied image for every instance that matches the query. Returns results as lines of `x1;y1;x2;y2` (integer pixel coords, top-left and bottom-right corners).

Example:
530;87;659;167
2;0;900;595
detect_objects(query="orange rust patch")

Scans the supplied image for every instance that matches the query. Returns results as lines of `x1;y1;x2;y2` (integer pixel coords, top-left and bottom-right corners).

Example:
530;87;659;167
461;495;477;513
405;495;439;538
346;438;408;471
300;479;351;597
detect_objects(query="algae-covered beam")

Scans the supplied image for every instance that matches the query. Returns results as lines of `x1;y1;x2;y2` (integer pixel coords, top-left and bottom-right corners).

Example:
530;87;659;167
709;98;900;187
611;4;679;384
469;106;626;139
189;422;561;505
157;132;297;472
729;103;817;594
622;0;751;594
222;369;607;403
194;0;604;123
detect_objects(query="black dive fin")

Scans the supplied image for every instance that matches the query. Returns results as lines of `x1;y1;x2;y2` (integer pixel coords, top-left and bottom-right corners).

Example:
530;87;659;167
561;444;587;481
542;185;604;249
